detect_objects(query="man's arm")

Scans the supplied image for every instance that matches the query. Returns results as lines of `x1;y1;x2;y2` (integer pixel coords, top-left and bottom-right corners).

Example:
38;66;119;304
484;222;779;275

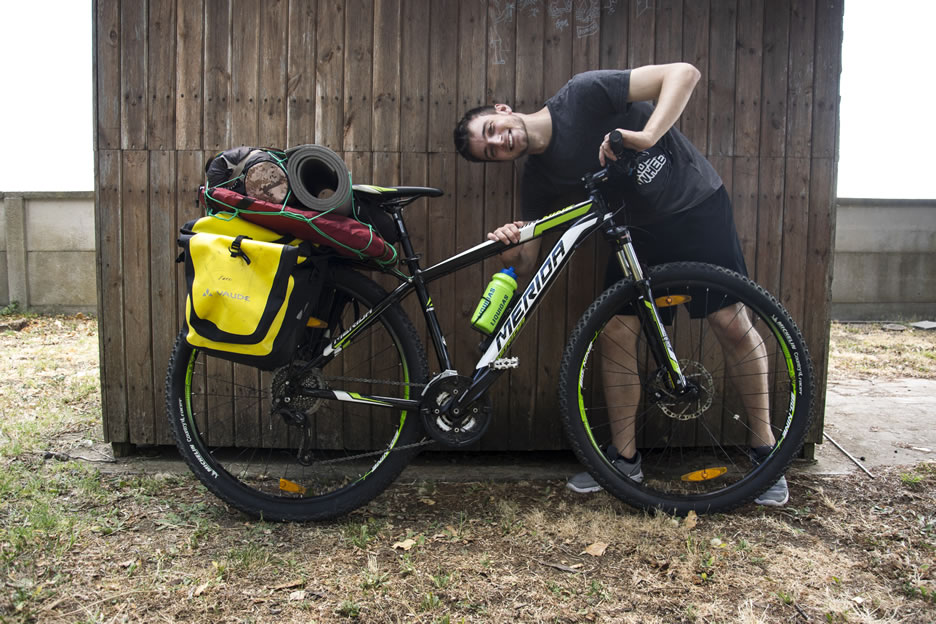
599;63;701;164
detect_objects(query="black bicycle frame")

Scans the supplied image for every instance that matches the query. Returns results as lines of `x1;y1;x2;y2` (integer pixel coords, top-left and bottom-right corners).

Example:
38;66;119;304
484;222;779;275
306;174;688;410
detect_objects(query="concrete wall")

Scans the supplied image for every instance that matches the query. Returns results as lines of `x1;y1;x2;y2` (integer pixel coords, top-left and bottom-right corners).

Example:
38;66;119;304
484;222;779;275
832;198;936;321
0;192;97;314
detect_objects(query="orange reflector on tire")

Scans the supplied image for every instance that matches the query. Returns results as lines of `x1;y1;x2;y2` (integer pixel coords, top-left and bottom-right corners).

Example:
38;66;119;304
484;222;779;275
655;294;691;308
279;478;307;495
307;317;328;328
681;467;727;482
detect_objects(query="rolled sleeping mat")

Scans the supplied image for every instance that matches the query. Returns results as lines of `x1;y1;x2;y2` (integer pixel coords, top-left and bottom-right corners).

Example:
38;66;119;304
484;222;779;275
285;144;353;216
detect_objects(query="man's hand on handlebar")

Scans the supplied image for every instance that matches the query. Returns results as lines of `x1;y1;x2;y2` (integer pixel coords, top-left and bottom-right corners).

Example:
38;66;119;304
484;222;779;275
598;128;653;166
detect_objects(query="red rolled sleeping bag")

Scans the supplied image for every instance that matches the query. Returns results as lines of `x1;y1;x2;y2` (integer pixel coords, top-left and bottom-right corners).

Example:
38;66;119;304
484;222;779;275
200;186;397;265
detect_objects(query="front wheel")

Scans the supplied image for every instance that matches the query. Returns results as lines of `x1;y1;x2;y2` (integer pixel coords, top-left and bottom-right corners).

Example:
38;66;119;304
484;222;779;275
165;268;430;521
559;262;814;515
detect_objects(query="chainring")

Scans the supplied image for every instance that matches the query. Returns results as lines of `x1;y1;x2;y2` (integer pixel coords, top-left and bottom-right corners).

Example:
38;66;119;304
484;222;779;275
420;374;492;448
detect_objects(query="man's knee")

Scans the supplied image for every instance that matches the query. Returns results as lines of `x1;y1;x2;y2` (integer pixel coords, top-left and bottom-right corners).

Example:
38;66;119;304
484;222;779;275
707;304;750;343
600;314;641;342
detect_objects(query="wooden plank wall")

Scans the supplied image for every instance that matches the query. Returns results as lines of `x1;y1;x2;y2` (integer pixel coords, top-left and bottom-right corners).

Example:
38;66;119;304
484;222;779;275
94;0;843;450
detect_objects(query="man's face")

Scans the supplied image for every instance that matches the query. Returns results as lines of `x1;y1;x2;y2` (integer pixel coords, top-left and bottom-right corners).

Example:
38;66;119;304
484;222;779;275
466;108;529;161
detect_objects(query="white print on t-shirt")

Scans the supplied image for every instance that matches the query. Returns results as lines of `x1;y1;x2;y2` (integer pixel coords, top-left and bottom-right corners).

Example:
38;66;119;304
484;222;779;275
637;154;667;185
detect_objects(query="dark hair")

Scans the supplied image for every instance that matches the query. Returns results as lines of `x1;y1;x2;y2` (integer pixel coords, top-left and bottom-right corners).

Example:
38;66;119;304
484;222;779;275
453;105;497;162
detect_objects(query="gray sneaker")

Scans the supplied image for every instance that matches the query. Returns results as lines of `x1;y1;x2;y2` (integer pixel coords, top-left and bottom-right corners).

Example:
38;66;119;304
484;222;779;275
754;475;789;506
750;445;790;507
566;448;643;494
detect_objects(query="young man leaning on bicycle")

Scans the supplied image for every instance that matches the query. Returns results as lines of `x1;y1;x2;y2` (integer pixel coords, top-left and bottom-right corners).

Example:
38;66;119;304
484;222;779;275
452;63;789;507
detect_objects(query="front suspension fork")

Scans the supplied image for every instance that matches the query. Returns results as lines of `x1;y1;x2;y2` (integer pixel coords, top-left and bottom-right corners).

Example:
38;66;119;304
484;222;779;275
603;224;688;393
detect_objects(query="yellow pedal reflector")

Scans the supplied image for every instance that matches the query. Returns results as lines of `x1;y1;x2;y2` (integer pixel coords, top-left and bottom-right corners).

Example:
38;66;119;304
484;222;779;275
279;478;307;495
655;294;691;308
681;467;728;482
307;316;328;328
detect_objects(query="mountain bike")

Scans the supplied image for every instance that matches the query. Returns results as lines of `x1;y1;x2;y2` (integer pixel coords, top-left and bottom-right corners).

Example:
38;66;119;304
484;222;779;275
165;135;815;521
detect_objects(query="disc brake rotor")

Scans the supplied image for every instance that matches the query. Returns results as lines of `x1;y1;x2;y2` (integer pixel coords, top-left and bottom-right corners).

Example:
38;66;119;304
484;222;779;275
650;360;714;421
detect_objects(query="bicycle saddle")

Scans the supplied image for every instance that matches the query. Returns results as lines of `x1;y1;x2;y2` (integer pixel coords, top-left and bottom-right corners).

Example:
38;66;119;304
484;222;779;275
352;185;443;201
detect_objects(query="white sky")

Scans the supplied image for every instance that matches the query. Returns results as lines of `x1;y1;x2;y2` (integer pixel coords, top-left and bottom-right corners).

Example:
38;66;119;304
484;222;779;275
0;0;933;199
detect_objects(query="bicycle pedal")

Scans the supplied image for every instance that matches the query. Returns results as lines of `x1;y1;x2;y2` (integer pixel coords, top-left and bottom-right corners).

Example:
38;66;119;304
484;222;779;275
492;357;519;369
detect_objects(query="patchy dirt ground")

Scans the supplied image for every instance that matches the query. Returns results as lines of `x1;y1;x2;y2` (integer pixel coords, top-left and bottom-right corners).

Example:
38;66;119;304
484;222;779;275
828;322;936;381
1;317;935;623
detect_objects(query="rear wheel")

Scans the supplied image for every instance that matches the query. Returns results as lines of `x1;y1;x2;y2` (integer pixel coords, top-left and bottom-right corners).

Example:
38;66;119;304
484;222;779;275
559;262;814;515
165;268;429;521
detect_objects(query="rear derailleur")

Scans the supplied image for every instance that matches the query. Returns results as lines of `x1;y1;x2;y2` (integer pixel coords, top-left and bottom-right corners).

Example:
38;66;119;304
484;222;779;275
271;361;325;464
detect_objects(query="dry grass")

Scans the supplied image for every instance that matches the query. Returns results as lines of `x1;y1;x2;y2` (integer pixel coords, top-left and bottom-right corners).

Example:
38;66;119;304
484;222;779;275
828;322;936;380
1;317;935;623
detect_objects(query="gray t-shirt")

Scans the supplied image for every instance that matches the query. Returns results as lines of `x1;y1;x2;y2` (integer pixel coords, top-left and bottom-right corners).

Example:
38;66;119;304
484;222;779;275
520;70;722;224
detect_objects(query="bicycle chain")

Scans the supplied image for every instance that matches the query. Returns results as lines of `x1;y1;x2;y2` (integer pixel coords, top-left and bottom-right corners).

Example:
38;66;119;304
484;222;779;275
293;373;431;465
311;438;435;466
322;375;426;389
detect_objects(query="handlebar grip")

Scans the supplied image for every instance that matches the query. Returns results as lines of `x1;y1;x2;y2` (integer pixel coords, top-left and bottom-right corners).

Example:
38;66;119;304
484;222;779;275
609;130;626;159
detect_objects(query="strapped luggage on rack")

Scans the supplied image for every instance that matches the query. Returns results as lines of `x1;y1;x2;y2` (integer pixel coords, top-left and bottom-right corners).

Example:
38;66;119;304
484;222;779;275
200;186;398;266
202;145;399;266
178;214;326;370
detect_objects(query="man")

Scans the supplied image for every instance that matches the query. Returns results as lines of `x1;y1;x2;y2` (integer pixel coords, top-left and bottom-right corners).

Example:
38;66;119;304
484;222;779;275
452;64;788;506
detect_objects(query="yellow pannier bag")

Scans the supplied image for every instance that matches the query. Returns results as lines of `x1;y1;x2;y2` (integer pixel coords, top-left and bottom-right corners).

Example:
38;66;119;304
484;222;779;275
179;214;322;369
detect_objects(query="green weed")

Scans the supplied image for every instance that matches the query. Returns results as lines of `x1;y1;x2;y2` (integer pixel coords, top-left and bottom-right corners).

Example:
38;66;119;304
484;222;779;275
684;604;699;621
343;517;385;548
337;599;361;618
226;541;272;572
398;552;416;577
431;569;455;590
421;592;441;611
361;555;390;590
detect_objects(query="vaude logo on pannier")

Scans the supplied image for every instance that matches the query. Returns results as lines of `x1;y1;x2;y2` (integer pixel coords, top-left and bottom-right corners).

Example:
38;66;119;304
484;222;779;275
202;287;251;302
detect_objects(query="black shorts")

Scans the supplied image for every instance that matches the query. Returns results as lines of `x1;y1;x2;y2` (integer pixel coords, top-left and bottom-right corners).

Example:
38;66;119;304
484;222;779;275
604;186;748;319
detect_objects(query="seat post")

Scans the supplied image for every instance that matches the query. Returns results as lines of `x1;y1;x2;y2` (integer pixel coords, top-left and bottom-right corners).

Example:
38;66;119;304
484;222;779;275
384;202;453;370
386;205;422;270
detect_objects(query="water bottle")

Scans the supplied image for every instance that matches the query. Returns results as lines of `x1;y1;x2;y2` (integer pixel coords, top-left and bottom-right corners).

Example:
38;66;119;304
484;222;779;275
471;267;518;334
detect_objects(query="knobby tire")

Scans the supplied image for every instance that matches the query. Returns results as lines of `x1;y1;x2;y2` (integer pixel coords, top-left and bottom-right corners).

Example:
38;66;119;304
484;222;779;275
559;262;815;515
165;268;429;521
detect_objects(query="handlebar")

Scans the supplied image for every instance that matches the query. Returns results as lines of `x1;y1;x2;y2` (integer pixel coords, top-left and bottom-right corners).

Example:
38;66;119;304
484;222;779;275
582;130;639;193
609;129;627;159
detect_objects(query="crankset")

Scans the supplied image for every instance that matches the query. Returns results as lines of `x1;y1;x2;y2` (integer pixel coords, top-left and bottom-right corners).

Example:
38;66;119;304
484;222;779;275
420;372;492;447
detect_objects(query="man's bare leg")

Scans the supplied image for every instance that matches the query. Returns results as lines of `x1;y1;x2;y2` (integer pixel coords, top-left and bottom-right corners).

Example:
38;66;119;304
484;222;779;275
707;302;790;505
706;303;775;449
566;314;644;493
598;315;643;458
